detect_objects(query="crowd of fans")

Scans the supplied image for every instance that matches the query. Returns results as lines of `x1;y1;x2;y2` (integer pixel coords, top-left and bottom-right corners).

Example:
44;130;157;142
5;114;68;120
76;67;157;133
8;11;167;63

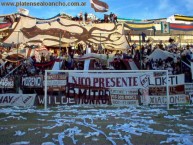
0;39;193;83
71;12;118;25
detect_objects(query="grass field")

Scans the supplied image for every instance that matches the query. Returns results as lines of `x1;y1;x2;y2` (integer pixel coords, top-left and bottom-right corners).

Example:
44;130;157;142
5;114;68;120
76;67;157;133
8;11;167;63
0;106;193;145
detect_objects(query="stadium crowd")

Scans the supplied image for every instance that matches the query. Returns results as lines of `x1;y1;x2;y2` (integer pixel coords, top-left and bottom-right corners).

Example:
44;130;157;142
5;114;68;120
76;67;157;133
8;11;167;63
0;39;193;82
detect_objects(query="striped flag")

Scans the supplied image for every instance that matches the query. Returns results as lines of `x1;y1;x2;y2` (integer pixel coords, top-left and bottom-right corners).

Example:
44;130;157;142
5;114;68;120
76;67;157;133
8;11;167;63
90;0;109;12
3;14;17;24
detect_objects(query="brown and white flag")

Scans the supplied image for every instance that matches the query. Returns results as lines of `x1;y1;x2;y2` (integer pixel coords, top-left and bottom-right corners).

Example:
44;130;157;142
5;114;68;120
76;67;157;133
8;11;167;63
90;0;109;12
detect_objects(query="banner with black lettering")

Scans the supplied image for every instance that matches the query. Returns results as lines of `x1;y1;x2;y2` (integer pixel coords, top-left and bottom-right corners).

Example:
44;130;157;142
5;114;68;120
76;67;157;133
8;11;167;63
149;95;188;105
22;76;43;88
46;74;67;91
68;72;152;89
149;74;184;86
67;72;152;105
0;94;36;107
0;77;14;88
35;95;76;106
110;89;138;106
148;74;186;105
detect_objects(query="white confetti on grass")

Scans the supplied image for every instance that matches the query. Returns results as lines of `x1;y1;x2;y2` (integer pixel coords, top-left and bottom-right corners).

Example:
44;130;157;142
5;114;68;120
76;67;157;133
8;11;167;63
1;106;193;145
160;134;193;144
14;131;26;136
10;141;30;145
43;133;50;138
37;119;46;121
164;115;179;120
41;142;56;145
85;132;99;138
58;126;81;145
38;113;49;116
28;127;38;131
91;137;99;141
177;124;193;130
0;116;27;121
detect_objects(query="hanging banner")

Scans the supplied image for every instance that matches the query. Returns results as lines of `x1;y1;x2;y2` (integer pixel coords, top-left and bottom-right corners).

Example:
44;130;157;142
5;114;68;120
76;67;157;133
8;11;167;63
0;77;14;88
68;72;152;89
46;74;67;91
22;76;43;88
110;89;138;106
124;21;155;31
149;85;185;96
149;95;188;105
0;94;36;107
185;83;193;94
148;74;186;105
67;72;152;105
170;23;193;31
0;22;12;30
35;95;76;106
174;15;193;22
161;22;170;34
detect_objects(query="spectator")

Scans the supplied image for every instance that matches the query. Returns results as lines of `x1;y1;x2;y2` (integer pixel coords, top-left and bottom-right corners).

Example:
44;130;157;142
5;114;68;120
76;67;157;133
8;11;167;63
40;53;45;63
84;12;88;21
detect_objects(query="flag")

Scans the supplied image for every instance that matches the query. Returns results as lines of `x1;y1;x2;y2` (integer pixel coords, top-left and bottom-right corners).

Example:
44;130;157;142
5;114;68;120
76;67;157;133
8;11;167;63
18;8;29;16
7;14;17;23
90;0;109;12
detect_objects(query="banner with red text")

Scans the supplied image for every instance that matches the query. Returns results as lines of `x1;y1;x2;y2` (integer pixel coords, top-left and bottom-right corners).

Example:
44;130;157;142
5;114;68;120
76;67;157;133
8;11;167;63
67;72;152;105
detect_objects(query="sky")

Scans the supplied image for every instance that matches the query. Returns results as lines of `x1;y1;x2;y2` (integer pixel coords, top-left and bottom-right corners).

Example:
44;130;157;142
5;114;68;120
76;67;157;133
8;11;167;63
0;0;193;20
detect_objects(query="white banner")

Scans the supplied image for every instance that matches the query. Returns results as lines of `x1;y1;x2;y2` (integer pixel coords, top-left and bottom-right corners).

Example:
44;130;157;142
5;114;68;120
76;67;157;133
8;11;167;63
0;77;14;88
149;74;184;86
68;72;152;89
46;74;67;88
111;94;138;106
0;94;36;107
149;94;187;105
22;76;43;88
110;89;138;106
